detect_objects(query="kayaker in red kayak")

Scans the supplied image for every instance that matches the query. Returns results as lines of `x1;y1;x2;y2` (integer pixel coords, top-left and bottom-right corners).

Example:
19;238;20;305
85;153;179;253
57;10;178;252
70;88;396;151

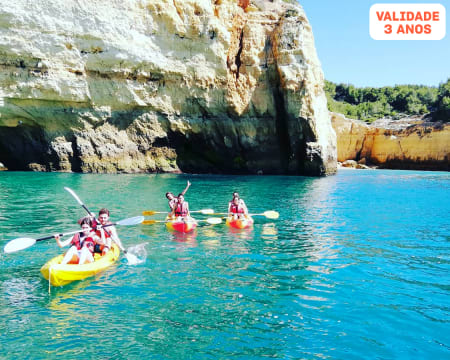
173;194;191;220
54;218;98;264
166;180;191;218
228;192;249;220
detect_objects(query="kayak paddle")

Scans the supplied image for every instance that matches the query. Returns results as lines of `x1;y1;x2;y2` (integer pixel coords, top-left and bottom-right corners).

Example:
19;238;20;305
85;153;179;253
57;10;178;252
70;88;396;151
142;209;214;216
212;210;279;219
4;230;82;254
142;217;221;225
3;216;143;254
197;218;222;224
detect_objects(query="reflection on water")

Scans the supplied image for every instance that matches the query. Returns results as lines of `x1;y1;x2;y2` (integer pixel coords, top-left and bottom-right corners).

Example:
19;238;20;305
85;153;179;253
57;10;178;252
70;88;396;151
261;223;278;238
170;230;198;248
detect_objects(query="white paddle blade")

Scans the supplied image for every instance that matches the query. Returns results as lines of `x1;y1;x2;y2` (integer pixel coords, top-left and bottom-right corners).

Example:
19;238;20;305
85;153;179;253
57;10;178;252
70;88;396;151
64;187;83;205
206;217;222;225
200;209;214;215
264;211;279;219
4;237;37;253
116;216;144;226
125;253;139;265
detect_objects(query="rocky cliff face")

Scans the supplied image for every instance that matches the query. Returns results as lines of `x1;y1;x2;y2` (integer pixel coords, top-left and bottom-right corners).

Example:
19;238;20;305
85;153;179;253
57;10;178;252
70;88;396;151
332;113;449;171
0;0;336;175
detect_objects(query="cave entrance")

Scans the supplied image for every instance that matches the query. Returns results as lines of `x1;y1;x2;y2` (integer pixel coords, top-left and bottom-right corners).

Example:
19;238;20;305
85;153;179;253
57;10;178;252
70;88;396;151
0;125;47;170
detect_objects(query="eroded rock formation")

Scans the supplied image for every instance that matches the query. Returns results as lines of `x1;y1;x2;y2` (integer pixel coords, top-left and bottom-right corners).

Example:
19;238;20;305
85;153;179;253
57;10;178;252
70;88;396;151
332;113;449;171
0;0;336;175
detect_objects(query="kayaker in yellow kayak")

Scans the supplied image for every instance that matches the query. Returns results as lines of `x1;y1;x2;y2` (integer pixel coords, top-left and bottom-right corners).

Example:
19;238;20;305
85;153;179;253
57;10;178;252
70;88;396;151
228;192;249;220
166;180;191;215
93;208;125;254
54;218;98;264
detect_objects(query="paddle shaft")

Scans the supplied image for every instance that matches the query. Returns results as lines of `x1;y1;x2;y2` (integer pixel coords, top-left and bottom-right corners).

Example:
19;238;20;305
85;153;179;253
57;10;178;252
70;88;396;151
143;209;214;216
143;217;220;225
36;223;116;242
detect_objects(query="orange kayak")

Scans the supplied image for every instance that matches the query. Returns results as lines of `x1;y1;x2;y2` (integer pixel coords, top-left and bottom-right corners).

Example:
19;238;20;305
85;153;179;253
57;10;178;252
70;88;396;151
226;216;254;229
165;217;197;233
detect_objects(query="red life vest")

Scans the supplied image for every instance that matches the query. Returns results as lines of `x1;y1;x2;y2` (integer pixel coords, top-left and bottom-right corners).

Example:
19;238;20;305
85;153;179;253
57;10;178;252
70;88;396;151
230;201;245;214
93;219;112;239
83;237;96;253
71;233;95;251
70;233;83;250
174;202;188;216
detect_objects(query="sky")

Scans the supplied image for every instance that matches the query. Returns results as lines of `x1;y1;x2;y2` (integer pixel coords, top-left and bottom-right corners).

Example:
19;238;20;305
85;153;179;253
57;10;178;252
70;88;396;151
299;0;450;87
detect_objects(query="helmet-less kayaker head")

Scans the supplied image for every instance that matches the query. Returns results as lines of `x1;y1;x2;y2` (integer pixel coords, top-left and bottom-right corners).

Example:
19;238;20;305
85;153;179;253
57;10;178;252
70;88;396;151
79;218;93;236
233;192;239;199
98;208;110;225
166;192;175;200
177;194;184;202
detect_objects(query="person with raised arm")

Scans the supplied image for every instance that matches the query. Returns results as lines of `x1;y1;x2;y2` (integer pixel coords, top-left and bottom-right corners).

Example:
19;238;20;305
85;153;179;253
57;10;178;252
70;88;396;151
166;180;191;218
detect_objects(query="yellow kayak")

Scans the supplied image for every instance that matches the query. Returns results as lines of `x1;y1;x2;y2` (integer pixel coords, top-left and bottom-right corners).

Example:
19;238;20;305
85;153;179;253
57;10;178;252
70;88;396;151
40;245;120;286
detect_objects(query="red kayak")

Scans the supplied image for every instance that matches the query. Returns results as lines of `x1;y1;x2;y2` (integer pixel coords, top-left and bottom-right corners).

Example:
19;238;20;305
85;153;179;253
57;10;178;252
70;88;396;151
226;216;254;229
166;217;197;233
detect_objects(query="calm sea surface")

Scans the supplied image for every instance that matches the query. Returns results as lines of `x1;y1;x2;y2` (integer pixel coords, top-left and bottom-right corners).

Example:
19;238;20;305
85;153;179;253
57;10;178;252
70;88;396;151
0;169;449;359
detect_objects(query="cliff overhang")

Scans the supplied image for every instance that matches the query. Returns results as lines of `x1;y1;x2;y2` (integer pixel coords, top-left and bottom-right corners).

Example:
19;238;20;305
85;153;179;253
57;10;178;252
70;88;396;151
0;0;336;175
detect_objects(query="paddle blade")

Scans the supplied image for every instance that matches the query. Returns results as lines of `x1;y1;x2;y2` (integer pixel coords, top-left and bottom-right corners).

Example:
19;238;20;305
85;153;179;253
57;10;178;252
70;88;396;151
116;216;144;226
264;210;279;219
190;209;214;215
4;237;36;253
206;217;222;225
125;252;139;265
64;187;83;205
200;209;214;215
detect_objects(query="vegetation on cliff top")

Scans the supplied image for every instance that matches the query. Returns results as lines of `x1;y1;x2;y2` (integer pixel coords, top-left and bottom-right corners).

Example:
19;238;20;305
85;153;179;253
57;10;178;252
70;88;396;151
325;79;450;123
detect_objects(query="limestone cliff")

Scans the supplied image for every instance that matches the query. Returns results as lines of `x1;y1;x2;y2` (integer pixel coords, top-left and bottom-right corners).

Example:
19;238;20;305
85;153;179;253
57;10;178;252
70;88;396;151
332;113;450;171
0;0;336;175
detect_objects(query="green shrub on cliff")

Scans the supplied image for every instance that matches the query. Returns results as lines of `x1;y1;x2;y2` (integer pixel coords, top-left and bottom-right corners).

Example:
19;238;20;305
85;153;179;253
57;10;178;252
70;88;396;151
434;79;450;121
324;80;449;123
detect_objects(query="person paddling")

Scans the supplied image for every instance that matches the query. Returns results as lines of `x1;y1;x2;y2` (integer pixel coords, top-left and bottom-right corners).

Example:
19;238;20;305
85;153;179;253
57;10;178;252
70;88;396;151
54;218;98;265
166;180;191;217
228;192;249;220
92;208;125;254
174;194;190;218
173;194;192;222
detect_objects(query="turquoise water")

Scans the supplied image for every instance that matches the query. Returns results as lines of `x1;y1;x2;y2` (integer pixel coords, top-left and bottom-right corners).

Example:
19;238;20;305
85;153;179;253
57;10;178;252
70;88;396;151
0;170;449;359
